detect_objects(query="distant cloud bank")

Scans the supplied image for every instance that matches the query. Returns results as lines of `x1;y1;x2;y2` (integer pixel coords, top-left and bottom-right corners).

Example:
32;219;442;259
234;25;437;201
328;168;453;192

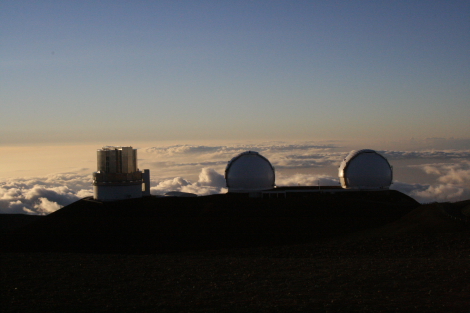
0;173;93;215
1;143;469;214
381;150;470;160
151;168;227;196
397;161;470;202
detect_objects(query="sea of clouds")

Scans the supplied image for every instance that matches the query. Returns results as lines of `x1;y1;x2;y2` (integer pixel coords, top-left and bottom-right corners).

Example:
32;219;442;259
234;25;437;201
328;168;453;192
1;143;470;215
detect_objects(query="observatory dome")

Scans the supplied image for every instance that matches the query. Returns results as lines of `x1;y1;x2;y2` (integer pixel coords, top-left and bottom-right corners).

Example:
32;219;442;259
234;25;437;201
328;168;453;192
225;151;275;192
338;149;393;190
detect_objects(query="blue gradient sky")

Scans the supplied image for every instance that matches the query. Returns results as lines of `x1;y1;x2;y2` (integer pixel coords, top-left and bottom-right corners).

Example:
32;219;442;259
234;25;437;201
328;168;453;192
2;0;469;145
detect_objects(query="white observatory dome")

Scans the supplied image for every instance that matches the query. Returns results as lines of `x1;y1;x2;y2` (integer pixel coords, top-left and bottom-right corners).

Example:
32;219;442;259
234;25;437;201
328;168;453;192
338;149;393;190
225;151;275;192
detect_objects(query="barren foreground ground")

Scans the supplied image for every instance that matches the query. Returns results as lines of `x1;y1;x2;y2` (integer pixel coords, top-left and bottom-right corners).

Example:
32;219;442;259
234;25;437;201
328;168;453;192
1;195;469;312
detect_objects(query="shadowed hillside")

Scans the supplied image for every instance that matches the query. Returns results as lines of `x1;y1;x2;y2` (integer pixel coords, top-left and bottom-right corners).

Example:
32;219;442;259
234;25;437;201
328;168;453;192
3;194;470;312
0;214;42;233
3;190;420;253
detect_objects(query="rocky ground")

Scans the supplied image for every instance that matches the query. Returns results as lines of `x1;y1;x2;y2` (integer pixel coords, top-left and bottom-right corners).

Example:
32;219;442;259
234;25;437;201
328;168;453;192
1;194;469;312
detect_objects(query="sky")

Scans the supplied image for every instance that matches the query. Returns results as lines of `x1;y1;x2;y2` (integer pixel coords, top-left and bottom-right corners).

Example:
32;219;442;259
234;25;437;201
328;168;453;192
1;1;470;214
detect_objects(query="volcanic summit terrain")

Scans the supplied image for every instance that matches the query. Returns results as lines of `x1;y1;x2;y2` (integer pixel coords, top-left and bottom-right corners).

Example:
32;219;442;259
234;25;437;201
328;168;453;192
1;191;469;312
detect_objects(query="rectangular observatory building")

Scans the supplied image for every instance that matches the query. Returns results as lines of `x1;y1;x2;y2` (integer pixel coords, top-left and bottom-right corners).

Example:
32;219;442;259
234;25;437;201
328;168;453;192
93;146;150;201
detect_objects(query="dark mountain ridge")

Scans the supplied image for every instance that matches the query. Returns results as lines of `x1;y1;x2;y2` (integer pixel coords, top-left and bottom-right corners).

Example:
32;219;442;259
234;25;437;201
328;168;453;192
2;190;425;253
3;193;470;312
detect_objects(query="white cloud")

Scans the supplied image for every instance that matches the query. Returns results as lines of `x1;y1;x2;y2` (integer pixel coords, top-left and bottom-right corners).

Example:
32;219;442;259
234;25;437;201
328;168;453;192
32;197;62;215
197;168;226;187
76;189;93;198
276;173;340;187
151;168;227;196
421;164;443;175
142;144;470;176
144;145;222;156
143;143;337;157
0;199;28;214
440;169;470;185
384;138;470;150
410;161;470;187
412;184;470;203
391;181;470;203
0;187;23;200
152;177;191;192
141;143;344;182
381;150;470;160
0;173;92;215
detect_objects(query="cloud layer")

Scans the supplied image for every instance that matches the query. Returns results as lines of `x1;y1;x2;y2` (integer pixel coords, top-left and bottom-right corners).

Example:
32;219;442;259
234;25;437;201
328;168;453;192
393;161;470;203
151;168;227;196
0;173;93;215
142;143;470;172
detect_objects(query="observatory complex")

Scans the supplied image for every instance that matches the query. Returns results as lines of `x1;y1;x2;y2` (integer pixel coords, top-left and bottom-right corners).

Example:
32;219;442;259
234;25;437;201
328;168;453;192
339;149;393;190
225;151;275;193
90;146;393;201
93;146;150;201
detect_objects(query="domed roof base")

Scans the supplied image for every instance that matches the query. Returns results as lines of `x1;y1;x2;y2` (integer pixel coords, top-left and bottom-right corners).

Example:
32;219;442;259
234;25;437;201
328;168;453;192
225;151;275;193
339;149;393;190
